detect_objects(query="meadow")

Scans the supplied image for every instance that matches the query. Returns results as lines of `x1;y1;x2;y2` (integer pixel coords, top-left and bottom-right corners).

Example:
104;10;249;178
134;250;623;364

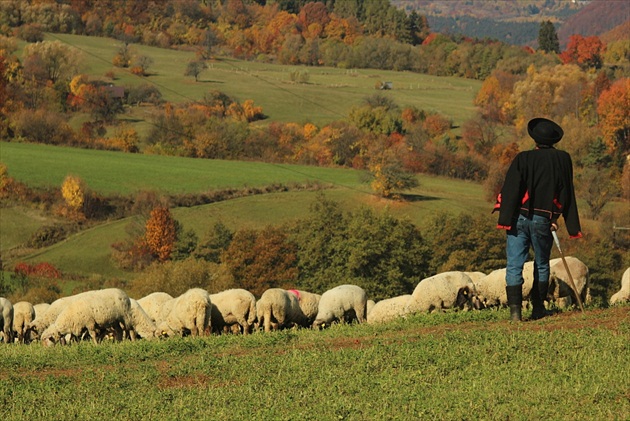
1;141;486;278
43;33;482;130
0;307;628;420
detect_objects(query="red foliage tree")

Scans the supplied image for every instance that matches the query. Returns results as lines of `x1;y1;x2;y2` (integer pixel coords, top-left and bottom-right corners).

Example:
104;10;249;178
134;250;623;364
560;34;605;69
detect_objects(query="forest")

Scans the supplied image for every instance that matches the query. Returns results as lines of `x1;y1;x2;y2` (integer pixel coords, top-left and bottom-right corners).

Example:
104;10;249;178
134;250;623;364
0;0;628;305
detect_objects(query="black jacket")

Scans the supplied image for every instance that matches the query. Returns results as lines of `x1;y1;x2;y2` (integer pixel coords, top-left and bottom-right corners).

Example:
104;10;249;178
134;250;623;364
493;146;582;238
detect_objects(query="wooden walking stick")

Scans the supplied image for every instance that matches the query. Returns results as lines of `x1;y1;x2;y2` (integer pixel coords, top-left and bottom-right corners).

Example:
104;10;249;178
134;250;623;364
552;230;585;312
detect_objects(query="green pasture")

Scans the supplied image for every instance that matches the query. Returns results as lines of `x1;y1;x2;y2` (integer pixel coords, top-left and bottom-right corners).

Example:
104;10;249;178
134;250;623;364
1;141;485;277
0;308;628;419
43;33;481;128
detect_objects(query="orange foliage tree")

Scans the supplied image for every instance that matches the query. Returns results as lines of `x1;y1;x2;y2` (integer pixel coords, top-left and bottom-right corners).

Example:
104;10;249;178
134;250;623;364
597;78;629;156
145;206;177;262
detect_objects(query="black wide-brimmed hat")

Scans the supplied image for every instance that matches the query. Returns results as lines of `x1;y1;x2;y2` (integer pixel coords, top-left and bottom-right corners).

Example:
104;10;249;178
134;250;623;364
527;117;563;145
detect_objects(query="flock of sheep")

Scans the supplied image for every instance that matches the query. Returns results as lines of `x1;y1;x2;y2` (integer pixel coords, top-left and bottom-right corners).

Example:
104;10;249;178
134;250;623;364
1;257;628;346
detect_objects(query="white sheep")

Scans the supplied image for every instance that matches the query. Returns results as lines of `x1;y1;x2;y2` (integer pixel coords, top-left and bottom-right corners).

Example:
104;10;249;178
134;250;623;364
287;289;321;326
548;257;590;308
0;297;14;344
12;301;35;344
40;288;133;346
367;295;412;324
473;263;536;308
26;294;86;342
210;288;257;334
137;292;174;324
405;271;477;314
312;284;367;329
157;288;212;337
610;267;630;305
33;303;50;319
366;299;376;316
127;298;159;340
256;288;307;332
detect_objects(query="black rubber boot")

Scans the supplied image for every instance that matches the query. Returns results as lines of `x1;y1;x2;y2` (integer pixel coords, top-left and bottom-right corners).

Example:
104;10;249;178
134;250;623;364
530;281;550;320
506;285;523;322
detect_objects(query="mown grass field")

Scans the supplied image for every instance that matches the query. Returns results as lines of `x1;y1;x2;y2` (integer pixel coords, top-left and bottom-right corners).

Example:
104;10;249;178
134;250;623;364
0;307;628;420
42;33;482;129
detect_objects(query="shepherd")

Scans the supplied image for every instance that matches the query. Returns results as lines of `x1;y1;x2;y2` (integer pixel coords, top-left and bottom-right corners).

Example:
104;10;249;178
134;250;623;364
493;117;583;321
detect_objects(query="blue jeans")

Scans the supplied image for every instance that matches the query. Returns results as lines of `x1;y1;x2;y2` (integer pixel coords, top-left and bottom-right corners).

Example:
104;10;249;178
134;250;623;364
505;214;553;287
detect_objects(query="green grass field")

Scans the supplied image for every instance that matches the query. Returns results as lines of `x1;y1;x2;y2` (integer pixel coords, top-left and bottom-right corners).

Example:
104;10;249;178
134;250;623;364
0;307;628;419
43;33;482;128
1;141;485;277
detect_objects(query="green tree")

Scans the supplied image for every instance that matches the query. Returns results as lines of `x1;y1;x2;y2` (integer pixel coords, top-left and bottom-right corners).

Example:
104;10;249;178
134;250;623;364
425;211;506;274
194;222;234;263
184;60;208;82
538;20;559;54
293;194;430;300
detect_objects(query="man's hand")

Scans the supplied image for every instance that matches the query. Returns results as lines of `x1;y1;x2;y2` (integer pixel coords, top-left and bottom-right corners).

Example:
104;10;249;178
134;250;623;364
551;222;558;232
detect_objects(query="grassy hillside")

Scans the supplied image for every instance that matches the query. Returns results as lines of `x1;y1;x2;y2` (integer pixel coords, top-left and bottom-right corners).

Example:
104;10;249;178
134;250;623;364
1;141;486;278
0;307;628;419
43;33;481;129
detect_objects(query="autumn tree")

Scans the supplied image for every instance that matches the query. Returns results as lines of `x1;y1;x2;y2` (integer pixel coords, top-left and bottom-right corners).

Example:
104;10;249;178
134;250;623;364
597;78;629;158
537;20;559;54
22;40;82;84
368;148;419;199
61;174;87;218
145;206;177;262
221;225;298;297
560;34;604;69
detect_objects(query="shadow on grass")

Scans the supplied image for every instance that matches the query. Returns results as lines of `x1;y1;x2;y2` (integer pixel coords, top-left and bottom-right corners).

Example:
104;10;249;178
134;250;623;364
400;193;440;202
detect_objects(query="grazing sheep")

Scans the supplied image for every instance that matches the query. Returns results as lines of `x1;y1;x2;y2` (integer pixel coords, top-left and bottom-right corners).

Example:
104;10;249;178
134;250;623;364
367;295;412;324
127;299;159;340
0;297;14;344
256;288;308;332
405;272;477;314
26;294;86;342
366;299;376;316
610;267;630;305
312;284;367;329
548;257;590;308
473;263;536;308
33;303;50;319
287;289;321;326
40;288;133;346
157;288;212;337
210;289;257;334
12;301;35;344
137;292;174;324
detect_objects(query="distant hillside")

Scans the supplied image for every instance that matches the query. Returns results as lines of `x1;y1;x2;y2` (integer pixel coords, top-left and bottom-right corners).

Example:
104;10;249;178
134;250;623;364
557;0;630;46
392;0;629;47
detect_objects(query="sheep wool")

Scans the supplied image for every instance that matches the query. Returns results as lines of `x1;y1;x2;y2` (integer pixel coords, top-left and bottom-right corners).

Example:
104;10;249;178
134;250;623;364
548;256;590;308
405;271;477;314
137;292;174;324
40;288;133;346
27;293;91;341
210;288;257;334
288;289;321;325
157;288;212;337
12;301;35;344
313;284;368;328
256;288;307;332
367;295;412;324
0;297;14;344
610;267;630;305
128;299;159;340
